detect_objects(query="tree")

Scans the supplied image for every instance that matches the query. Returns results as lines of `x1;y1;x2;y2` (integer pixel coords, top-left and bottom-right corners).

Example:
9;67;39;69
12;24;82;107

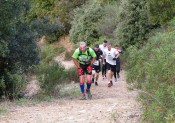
116;0;150;49
146;0;175;24
30;17;64;43
69;2;104;45
96;2;120;38
0;0;39;99
95;0;118;4
55;0;89;32
28;0;88;33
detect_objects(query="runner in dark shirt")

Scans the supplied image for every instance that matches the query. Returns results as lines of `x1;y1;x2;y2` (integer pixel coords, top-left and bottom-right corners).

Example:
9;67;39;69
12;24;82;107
92;44;103;86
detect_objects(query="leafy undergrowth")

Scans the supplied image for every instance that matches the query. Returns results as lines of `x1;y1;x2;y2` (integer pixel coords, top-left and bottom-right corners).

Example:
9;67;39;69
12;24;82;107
0;107;7;115
126;18;175;122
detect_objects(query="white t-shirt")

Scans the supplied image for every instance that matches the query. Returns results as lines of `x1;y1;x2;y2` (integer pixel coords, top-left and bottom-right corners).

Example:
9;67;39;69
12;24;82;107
99;44;108;59
103;48;119;65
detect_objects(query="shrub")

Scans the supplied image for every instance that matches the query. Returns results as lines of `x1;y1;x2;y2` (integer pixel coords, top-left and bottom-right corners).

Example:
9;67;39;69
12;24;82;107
28;0;88;33
96;2;120;38
36;61;67;97
69;2;104;45
40;45;65;63
35;44;78;97
66;67;79;82
126;18;175;122
30;17;64;43
146;0;175;24
0;73;26;100
36;63;79;97
115;0;150;49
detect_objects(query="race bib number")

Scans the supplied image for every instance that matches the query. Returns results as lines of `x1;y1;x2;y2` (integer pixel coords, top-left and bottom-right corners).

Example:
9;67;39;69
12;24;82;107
79;56;90;62
93;60;99;66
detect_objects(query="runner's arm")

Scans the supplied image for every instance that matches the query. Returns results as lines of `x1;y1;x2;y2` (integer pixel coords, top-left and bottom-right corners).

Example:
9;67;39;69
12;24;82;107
115;51;120;59
72;48;80;68
90;57;96;66
72;58;80;68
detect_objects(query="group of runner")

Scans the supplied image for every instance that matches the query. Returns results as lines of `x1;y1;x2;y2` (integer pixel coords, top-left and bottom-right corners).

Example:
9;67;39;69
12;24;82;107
72;40;123;100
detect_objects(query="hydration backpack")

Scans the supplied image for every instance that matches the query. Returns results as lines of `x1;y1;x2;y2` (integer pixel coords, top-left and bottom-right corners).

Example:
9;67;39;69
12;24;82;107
78;47;91;57
77;48;93;64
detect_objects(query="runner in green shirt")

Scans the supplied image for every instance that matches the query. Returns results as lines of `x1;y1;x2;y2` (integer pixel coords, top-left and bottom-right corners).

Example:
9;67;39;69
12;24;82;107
72;42;96;100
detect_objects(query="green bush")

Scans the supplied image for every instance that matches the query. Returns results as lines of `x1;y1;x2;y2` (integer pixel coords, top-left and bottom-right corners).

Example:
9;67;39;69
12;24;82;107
126;19;175;122
0;107;7;115
69;1;104;45
40;45;65;63
0;0;39;99
35;44;79;97
35;45;65;96
96;2;120;38
30;17;64;43
36;62;79;97
66;67;79;82
28;0;88;33
36;61;67;97
0;73;26;100
115;0;150;49
146;0;175;24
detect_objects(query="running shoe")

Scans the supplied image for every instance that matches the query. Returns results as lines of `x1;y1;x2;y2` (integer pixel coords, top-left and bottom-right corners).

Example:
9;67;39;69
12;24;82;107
114;77;117;82
105;74;107;79
102;75;105;80
80;94;86;100
95;82;98;86
110;80;113;86
108;82;111;87
92;78;94;83
108;81;113;87
86;89;92;99
117;73;120;78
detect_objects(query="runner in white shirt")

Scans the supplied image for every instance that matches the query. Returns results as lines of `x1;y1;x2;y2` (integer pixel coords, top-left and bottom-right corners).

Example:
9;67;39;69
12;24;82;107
99;40;108;79
103;43;119;87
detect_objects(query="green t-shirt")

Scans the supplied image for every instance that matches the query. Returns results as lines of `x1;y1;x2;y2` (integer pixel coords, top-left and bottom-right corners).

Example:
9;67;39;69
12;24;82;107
72;47;96;65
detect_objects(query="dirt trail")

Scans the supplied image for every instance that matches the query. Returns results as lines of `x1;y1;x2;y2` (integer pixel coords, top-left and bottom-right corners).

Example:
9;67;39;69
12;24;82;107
0;70;142;123
0;36;142;123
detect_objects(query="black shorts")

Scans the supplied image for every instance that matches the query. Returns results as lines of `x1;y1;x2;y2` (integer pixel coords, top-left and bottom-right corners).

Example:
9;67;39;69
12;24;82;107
106;62;116;72
80;64;92;75
92;63;101;73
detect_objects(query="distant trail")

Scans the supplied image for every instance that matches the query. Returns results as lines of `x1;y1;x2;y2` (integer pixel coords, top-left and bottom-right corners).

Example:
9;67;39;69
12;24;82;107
0;70;142;123
53;35;74;69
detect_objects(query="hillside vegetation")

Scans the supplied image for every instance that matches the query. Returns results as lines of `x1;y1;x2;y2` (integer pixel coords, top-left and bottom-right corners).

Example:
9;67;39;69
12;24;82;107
126;18;175;122
0;0;175;122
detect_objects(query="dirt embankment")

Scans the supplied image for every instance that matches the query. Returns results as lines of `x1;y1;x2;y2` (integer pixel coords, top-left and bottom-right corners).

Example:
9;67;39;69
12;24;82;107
53;35;74;69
